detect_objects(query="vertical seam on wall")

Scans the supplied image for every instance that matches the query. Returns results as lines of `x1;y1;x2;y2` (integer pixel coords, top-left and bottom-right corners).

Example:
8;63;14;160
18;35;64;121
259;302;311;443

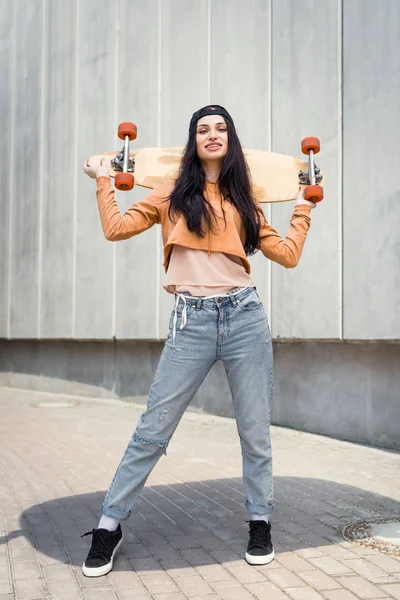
7;0;16;339
338;0;344;340
72;0;79;338
37;0;47;338
156;0;163;340
208;0;212;103
112;0;120;339
267;0;273;330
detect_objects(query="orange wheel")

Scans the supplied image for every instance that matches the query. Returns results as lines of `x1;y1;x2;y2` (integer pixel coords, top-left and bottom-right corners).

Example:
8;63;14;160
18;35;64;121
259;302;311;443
115;172;135;191
301;136;320;155
304;185;323;203
118;122;137;141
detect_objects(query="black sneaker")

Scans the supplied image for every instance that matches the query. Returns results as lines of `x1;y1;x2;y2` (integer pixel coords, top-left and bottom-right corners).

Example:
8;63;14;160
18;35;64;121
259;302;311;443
245;520;275;565
81;525;123;577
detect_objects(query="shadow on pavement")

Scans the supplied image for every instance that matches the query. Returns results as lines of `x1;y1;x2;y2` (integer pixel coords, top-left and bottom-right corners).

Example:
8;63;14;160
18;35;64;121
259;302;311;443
2;477;399;570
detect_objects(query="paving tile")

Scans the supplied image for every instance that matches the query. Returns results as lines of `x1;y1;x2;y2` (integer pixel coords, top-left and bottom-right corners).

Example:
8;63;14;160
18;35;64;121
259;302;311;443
107;569;142;590
300;534;336;548
344;558;390;580
246;581;290;599
161;559;193;577
36;547;69;563
211;581;255;600
195;563;235;582
74;569;112;587
211;549;242;564
308;557;353;576
321;590;362;600
82;588;118;600
286;587;326;600
42;564;74;581
345;545;379;556
129;557;163;573
183;549;217;567
265;567;308;588
174;574;215;596
11;560;42;582
120;542;152;559
365;555;400;574
0;582;11;596
47;579;82;599
225;563;268;584
336;575;389;598
14;577;48;599
0;571;9;587
184;596;221;600
379;584;400;599
152;594;187;600
116;588;152;600
9;547;37;562
276;552;315;572
297;569;342;591
139;577;180;594
318;545;359;560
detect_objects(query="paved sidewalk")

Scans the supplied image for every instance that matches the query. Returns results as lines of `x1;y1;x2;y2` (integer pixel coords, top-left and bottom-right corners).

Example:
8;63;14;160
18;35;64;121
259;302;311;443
0;387;399;600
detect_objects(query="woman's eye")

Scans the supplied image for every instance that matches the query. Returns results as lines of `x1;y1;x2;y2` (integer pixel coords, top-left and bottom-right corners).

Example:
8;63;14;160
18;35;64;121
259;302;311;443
198;128;226;135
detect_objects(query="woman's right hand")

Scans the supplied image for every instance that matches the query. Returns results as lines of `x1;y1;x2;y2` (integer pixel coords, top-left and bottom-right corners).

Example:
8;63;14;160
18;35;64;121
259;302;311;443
296;186;316;209
83;157;109;179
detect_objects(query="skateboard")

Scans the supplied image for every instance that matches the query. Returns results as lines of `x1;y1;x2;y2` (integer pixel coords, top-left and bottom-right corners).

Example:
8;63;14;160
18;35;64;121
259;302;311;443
88;122;325;203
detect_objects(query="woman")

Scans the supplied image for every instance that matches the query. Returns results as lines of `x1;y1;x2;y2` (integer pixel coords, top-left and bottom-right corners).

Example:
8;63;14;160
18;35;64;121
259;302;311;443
82;105;315;576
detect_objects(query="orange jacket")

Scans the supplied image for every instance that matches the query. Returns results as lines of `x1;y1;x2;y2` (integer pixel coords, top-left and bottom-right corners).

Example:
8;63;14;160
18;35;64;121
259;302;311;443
95;176;312;273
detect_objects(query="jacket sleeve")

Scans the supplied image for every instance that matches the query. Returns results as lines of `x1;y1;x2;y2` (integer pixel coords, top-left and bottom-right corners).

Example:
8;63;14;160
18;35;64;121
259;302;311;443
95;176;171;241
257;204;312;268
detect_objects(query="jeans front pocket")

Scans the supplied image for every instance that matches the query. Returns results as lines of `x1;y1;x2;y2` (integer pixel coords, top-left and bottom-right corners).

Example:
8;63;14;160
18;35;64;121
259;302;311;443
168;302;196;331
237;289;263;312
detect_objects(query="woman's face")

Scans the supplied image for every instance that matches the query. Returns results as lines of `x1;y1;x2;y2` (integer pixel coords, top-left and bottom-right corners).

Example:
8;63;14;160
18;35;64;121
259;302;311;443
195;114;228;162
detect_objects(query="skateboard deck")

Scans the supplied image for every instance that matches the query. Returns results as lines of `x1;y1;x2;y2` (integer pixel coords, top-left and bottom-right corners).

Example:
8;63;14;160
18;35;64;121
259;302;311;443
88;147;325;203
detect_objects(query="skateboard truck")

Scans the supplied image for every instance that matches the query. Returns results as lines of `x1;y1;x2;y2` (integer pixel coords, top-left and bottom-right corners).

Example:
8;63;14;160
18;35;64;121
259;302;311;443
298;166;322;185
111;122;137;190
299;137;324;202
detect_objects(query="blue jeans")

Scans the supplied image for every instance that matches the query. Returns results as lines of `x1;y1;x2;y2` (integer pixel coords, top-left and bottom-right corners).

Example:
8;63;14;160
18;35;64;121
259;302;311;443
102;286;275;520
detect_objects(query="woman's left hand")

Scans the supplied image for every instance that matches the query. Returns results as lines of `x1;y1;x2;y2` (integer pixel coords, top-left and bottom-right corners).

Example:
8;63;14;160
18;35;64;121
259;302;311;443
83;157;110;179
296;186;316;209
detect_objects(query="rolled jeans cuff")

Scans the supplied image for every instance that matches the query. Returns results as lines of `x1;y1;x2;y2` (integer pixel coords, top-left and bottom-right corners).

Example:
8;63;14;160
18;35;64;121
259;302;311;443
102;503;131;521
245;502;275;515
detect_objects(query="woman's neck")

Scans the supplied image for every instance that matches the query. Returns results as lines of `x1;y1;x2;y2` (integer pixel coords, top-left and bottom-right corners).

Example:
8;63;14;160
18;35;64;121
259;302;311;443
201;160;222;184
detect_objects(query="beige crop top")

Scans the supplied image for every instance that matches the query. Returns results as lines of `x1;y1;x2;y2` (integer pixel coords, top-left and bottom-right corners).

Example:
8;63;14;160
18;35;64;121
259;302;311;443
164;244;255;296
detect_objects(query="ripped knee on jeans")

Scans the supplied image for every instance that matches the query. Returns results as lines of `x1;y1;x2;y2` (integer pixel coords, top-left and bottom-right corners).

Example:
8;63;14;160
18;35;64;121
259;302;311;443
133;430;170;456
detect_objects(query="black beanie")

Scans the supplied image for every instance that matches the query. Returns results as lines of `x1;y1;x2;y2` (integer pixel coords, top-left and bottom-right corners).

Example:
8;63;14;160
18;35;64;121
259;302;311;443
189;104;234;131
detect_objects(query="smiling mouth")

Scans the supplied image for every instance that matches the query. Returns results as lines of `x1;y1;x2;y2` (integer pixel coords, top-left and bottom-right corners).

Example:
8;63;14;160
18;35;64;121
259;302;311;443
206;144;222;149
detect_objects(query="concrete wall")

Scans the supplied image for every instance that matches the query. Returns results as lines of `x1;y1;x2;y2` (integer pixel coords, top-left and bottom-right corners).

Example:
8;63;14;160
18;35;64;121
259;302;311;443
1;340;399;451
1;0;399;342
1;1;399;449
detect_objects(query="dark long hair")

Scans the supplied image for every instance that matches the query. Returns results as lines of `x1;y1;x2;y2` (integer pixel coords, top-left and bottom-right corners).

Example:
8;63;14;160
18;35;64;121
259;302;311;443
168;111;264;256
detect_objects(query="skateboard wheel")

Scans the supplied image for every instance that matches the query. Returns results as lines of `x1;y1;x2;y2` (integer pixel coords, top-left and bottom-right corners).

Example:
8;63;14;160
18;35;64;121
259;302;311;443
301;136;320;155
115;172;135;191
118;122;137;141
304;185;323;203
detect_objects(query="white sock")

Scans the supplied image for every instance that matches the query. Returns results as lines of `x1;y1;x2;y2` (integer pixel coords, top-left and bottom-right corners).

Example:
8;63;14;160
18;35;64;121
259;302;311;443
98;514;119;531
249;513;269;523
